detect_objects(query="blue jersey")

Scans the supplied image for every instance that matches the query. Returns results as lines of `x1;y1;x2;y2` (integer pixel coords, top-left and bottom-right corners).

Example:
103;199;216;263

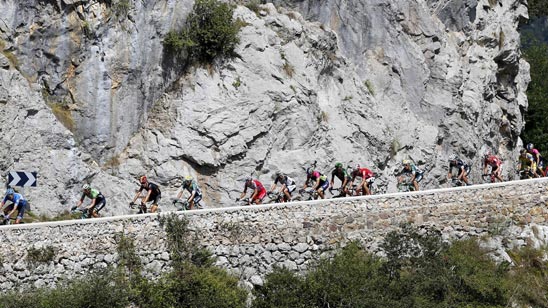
3;193;26;207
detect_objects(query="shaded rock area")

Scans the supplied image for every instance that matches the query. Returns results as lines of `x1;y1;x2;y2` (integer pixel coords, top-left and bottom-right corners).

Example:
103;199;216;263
0;0;530;215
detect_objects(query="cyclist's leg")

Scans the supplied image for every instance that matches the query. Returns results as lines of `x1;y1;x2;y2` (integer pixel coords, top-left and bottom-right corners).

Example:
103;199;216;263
15;204;25;224
412;180;419;191
364;182;371;195
139;202;147;213
191;194;202;209
95;198;106;216
150;195;161;213
285;185;295;201
318;181;328;199
495;166;503;182
254;189;266;205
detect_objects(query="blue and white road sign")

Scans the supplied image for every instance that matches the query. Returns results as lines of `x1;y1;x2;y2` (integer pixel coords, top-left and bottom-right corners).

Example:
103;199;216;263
8;171;37;187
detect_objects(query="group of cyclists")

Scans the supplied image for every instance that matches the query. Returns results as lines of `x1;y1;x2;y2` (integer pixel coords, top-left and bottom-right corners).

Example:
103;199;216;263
449;142;546;186
1;142;545;223
237;161;424;205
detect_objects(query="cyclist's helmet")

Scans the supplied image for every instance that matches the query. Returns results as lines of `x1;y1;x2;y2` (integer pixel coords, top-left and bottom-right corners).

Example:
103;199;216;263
275;171;283;179
5;187;14;196
306;167;313;176
449;155;458;163
402;159;411;165
520;148;527;155
526;143;534;151
140;175;148;184
483;151;491;160
334;162;343;169
183;175;193;186
244;175;252;182
82;184;90;191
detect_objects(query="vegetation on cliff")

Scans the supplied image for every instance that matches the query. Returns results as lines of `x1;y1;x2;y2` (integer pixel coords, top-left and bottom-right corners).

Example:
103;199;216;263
520;0;548;153
163;0;240;63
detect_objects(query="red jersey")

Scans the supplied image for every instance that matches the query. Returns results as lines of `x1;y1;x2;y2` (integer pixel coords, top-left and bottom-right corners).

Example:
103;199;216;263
484;155;501;167
356;168;374;179
246;180;265;192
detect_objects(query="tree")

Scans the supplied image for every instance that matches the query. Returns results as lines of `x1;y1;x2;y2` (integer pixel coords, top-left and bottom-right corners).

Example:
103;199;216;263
163;0;240;63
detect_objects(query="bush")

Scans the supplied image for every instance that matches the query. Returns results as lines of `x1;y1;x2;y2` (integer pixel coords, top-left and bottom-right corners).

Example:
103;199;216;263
135;263;247;308
163;0;240;63
252;267;309;308
255;226;548;308
26;246;56;266
2;269;130;308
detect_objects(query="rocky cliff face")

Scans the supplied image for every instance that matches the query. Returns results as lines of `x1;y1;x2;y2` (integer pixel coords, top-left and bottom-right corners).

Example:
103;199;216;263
0;0;529;215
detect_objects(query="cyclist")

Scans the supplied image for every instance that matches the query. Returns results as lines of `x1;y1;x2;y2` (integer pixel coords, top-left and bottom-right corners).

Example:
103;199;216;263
270;172;296;202
482;151;504;182
330;162;352;197
131;175;161;213
303;166;329;199
447;155;471;185
239;176;267;205
526;143;545;176
398;160;423;191
351;165;375;195
517;149;537;178
175;175;203;210
0;187;28;224
74;184;106;218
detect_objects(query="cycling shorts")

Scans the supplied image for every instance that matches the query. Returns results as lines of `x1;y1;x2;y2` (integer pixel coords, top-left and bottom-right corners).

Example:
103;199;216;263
252;188;267;202
193;194;202;204
286;184;296;193
93;196;106;213
147;193;161;205
4;201;26;220
458;166;471;177
319;181;329;192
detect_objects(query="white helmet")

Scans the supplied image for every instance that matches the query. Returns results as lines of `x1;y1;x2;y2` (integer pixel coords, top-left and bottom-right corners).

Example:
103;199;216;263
82;184;90;190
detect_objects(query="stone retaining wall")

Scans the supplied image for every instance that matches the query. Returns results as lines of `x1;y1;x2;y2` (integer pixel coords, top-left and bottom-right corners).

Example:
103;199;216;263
1;178;548;290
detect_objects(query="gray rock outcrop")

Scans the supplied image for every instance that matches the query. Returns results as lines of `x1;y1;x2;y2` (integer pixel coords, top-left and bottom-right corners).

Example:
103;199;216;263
0;0;530;214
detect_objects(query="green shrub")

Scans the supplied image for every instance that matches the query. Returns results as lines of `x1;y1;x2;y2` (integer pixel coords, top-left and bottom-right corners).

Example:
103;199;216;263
2;269;130;308
135;263;247;308
305;242;395;308
113;0;131;18
256;226;543;308
159;213;214;268
163;0;240;63
252;267;309;308
244;0;262;16
163;30;189;54
506;245;548;307
26;246;56;265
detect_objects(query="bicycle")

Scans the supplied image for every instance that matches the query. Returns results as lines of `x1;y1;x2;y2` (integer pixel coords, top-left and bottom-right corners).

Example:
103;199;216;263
397;181;415;192
171;198;204;210
298;188;319;200
235;198;251;206
450;176;467;187
129;201;149;214
70;206;92;219
1;214;15;225
266;191;287;204
482;173;496;183
518;168;535;180
329;184;358;198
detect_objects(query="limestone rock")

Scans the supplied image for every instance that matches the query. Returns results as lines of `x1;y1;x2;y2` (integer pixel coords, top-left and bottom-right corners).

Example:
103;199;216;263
0;0;530;213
